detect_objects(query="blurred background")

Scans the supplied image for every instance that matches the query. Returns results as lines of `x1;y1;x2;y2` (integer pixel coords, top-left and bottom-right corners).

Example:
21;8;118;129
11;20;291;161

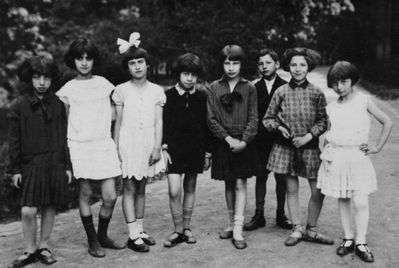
0;0;398;221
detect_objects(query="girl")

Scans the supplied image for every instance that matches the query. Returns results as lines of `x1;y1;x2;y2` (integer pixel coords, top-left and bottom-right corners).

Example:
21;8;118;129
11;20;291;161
317;61;393;263
207;44;258;250
263;47;333;247
162;53;211;247
113;33;166;253
56;38;125;258
8;56;72;267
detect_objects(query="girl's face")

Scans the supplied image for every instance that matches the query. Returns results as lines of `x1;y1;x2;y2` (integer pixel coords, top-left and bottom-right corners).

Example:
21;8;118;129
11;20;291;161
128;58;148;79
332;78;353;98
74;53;93;76
179;71;198;90
223;59;241;79
32;74;51;95
289;55;308;83
258;54;279;79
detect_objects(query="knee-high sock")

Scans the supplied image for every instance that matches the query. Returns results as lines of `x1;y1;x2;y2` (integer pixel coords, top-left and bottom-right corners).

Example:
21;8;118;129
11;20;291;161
233;215;244;240
81;215;99;245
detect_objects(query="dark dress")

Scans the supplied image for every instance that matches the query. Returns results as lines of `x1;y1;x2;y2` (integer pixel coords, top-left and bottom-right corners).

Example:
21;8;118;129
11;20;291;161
207;76;259;181
163;87;209;174
8;92;71;207
253;76;287;175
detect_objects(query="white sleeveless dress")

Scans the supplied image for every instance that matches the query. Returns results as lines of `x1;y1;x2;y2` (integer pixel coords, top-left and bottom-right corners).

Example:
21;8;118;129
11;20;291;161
317;92;377;198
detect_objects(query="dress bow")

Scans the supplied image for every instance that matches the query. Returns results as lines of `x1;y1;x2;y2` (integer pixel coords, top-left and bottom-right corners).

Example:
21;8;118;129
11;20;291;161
219;91;242;113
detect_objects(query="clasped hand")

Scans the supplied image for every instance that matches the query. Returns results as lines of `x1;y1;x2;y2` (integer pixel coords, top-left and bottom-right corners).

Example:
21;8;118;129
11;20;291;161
225;136;246;153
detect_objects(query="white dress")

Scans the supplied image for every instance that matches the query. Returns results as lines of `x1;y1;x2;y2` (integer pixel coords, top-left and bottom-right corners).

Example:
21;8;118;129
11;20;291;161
56;76;121;180
317;92;377;198
112;81;166;180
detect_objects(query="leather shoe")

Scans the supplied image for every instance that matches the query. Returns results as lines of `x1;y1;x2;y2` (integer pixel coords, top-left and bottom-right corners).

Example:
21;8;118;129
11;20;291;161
219;230;233;239
88;242;105;258
127;238;150;252
140;232;156;246
285;227;303;247
303;229;334;245
7;252;37;268
99;237;126;249
164;232;184;248
232;238;247;249
276;213;293;230
244;211;265;231
35;248;57;265
336;239;354;256
355;244;374;262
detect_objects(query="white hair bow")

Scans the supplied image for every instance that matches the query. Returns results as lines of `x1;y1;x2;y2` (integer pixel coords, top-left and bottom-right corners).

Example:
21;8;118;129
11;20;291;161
117;32;141;54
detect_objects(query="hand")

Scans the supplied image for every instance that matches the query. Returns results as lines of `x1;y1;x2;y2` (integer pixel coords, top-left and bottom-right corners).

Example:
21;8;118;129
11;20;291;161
278;126;291;139
66;170;73;184
292;133;312;148
225;136;240;149
231;141;247;153
203;157;211;171
360;143;379;155
162;150;172;168
149;148;161;166
12;174;22;188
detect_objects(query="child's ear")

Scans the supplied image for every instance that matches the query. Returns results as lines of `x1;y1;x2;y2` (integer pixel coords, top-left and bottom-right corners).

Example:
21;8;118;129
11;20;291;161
276;61;280;69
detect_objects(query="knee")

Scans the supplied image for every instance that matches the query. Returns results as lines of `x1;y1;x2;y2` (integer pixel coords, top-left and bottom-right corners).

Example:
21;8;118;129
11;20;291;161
169;188;181;201
235;180;246;191
311;188;324;202
21;207;37;219
103;194;117;208
184;181;196;194
352;195;368;211
80;187;92;200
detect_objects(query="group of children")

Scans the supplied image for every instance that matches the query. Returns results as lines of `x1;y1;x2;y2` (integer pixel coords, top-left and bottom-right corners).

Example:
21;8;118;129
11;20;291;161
7;32;392;267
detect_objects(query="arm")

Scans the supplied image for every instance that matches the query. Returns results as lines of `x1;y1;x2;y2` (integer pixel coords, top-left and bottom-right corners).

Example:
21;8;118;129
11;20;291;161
263;91;291;139
61;103;73;182
149;105;163;165
8;102;22;188
161;98;172;165
361;98;393;154
241;85;258;144
113;104;123;160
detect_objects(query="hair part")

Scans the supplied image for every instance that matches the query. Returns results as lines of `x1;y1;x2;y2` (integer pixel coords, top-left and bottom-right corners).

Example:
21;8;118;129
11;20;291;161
172;52;204;78
64;37;99;69
258;48;279;62
219;44;246;65
18;56;59;83
281;47;321;72
327;61;360;88
121;46;149;70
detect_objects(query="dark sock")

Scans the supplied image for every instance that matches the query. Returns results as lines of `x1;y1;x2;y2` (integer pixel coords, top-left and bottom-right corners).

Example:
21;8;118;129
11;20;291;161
81;215;100;246
98;215;111;244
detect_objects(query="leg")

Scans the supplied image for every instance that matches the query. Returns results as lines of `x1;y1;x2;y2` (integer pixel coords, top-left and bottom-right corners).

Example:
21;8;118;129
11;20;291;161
244;173;267;231
284;175;303;246
79;180;104;257
135;178;155;245
123;178;149;252
98;177;125;249
232;178;248;249
183;173;198;243
36;206;57;265
275;173;292;229
336;198;355;256
303;179;333;245
352;191;374;262
167;174;183;233
220;179;236;238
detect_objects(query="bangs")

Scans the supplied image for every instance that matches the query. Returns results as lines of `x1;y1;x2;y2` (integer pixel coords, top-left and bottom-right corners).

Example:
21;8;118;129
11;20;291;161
121;47;149;69
172;52;204;78
18;56;58;82
327;61;360;87
65;37;99;69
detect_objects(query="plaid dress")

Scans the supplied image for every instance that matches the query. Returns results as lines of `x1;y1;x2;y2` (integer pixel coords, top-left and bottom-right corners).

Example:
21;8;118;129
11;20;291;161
263;80;327;179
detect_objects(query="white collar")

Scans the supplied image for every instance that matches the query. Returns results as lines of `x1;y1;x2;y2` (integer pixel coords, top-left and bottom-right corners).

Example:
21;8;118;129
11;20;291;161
175;83;195;95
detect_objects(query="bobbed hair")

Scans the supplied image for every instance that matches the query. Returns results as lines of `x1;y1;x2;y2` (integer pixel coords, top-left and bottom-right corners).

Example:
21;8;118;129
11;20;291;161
281;47;321;72
258;48;279;62
18;56;59;83
121;46;150;70
64;37;99;69
171;52;204;79
219;44;247;68
327;61;360;88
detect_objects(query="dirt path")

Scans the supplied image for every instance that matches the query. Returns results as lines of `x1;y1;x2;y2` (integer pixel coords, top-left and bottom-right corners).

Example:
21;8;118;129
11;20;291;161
1;67;399;268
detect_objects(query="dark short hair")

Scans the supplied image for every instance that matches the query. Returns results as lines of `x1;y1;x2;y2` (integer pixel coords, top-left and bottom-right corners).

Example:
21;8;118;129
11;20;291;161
281;47;320;72
327;61;360;88
121;46;150;70
18;56;59;83
64;37;99;69
171;52;204;78
258;48;279;62
219;44;247;68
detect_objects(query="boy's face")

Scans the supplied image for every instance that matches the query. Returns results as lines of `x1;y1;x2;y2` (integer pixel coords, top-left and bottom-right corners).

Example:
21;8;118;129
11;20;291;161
332;78;353;98
179;71;198;90
289;55;308;83
128;58;148;79
32;74;51;95
223;59;241;79
258;54;279;80
74;53;93;76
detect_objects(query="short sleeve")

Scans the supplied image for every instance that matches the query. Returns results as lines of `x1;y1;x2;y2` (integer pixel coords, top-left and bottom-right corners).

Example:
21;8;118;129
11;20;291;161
155;87;166;107
100;76;115;95
56;84;70;104
112;86;124;105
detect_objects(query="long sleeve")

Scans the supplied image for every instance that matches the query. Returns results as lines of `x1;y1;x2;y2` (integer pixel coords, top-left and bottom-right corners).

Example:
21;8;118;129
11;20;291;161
309;91;327;137
162;97;172;146
7;101;22;174
61;104;72;170
242;85;258;143
206;87;228;140
263;90;282;133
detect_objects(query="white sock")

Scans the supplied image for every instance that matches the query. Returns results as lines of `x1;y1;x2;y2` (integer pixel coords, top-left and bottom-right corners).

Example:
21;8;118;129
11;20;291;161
233;215;244;240
225;209;235;231
127;221;143;244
